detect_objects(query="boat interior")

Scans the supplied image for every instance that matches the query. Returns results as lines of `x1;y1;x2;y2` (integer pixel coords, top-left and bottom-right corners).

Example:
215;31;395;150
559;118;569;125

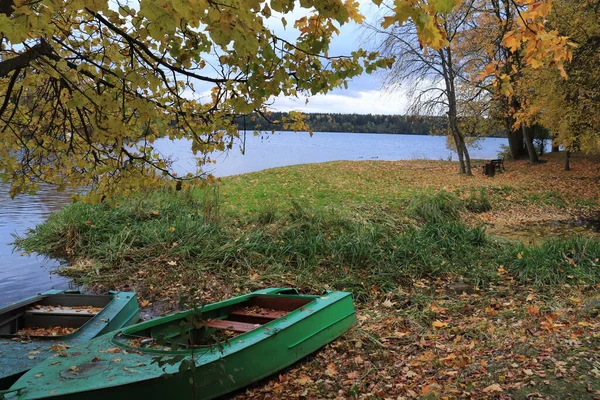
122;295;316;347
0;294;112;337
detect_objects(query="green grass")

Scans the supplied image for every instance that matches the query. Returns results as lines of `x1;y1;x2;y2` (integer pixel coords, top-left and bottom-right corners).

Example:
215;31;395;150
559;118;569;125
503;236;600;284
523;190;567;207
14;177;600;302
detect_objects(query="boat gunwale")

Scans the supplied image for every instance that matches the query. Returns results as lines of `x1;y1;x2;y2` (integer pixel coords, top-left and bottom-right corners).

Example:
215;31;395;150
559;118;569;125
110;291;347;355
0;292;126;340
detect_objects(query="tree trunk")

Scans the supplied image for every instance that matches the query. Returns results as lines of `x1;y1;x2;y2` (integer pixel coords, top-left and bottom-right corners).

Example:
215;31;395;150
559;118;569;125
506;120;526;159
552;145;560;152
505;96;526;159
564;150;571;171
451;129;466;174
456;133;472;176
521;124;539;163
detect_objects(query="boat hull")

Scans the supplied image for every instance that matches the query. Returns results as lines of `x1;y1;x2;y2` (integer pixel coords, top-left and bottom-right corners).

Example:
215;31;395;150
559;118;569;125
0;290;139;390
4;289;355;400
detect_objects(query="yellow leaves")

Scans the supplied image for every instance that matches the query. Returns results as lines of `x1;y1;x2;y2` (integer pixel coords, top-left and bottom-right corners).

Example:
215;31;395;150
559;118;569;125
139;299;151;307
540;314;566;331
503;32;521;53
432;320;448;329
432;0;457;14
344;0;365;24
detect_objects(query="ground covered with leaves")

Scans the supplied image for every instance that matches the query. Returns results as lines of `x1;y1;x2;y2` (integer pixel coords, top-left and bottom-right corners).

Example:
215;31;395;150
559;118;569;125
235;279;600;399
15;151;600;398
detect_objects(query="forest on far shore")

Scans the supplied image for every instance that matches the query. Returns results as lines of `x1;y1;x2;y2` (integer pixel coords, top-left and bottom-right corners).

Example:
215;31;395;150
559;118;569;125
235;112;508;137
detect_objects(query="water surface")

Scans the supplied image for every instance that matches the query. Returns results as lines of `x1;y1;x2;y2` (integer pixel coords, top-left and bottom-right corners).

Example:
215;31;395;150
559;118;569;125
0;184;72;306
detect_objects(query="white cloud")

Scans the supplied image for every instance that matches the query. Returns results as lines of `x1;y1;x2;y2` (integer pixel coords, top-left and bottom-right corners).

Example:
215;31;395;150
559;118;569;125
273;88;410;115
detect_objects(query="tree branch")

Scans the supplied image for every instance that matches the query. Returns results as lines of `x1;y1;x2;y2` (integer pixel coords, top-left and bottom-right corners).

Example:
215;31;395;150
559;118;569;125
0;39;53;77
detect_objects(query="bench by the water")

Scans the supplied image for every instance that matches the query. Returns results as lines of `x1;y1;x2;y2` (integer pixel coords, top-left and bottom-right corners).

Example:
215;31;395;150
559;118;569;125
483;158;505;176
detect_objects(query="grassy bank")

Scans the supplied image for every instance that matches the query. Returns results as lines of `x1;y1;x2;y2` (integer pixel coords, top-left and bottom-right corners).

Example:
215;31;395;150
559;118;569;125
15;152;600;398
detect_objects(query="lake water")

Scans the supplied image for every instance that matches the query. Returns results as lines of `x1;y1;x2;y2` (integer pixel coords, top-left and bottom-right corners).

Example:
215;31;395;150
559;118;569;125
0;132;508;306
0;184;73;306
155;131;507;177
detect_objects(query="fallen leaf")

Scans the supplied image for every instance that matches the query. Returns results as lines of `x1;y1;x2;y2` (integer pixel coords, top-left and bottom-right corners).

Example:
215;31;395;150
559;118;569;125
527;305;540;316
483;383;504;393
296;374;313;385
326;362;338;377
430;302;447;313
526;293;535;302
101;347;122;354
432;320;448;329
382;299;396;308
139;299;151;308
347;371;360;380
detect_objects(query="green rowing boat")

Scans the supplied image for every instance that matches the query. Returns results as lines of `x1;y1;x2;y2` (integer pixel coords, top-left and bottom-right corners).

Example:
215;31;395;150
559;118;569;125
2;288;356;400
0;290;139;390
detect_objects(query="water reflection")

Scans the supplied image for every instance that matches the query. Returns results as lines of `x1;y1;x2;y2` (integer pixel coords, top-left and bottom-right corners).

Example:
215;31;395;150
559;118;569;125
0;184;73;307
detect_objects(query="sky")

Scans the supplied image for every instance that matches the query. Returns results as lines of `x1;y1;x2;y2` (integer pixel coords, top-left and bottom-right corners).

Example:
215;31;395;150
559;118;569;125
269;1;412;115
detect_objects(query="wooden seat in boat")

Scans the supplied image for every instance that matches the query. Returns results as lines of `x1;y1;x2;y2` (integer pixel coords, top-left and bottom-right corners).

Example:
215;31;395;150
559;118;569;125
203;320;261;333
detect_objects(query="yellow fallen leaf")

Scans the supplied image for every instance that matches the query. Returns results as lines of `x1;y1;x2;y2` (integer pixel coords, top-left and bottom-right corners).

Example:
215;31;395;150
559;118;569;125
569;297;582;305
432;320;448;329
139;299;151;308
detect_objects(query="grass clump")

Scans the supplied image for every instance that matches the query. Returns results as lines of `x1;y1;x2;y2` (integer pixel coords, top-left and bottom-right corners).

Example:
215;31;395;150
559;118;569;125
465;188;492;213
406;191;463;224
503;236;600;284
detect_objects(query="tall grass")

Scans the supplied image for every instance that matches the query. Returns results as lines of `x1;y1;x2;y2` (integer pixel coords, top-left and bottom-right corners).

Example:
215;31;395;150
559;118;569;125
503;237;600;284
14;188;600;301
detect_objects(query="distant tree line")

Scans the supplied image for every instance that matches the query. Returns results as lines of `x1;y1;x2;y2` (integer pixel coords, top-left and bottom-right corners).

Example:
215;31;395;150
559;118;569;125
235;112;450;135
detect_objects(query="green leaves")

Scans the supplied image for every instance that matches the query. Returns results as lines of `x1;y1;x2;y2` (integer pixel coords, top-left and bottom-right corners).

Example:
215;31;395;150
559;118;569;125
432;0;457;13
